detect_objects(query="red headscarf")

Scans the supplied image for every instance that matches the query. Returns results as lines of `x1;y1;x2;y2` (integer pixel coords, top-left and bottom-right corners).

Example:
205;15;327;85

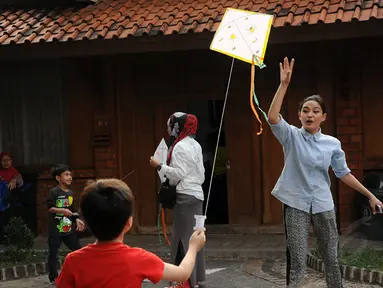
167;114;198;165
0;152;20;182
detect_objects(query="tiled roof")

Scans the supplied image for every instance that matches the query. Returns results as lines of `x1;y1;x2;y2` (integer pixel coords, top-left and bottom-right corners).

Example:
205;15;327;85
0;0;382;45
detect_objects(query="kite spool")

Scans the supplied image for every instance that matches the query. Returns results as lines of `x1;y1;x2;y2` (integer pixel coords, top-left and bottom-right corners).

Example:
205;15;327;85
194;215;207;231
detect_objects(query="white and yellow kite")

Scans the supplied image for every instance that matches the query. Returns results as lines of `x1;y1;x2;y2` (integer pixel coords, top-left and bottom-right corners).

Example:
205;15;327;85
210;8;273;134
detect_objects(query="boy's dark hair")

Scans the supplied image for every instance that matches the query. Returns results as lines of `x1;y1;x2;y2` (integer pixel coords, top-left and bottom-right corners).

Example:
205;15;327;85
51;164;72;181
80;179;134;241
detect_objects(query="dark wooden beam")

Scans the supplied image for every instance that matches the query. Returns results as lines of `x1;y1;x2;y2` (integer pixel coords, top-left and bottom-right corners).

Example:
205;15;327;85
0;20;382;61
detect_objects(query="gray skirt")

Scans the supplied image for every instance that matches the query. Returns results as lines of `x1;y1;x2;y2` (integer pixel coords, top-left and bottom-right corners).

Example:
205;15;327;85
171;193;206;287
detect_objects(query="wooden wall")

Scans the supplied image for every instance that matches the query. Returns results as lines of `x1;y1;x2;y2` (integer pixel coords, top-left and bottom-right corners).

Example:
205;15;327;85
3;36;382;235
64;58;99;169
63;38;379;229
361;38;383;169
114;51;260;227
109;40;356;228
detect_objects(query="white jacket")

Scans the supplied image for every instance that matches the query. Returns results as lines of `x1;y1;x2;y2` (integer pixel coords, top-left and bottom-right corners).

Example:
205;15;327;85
161;136;205;201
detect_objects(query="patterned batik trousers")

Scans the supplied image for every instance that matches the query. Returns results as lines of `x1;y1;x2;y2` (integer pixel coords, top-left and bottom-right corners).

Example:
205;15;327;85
284;206;342;288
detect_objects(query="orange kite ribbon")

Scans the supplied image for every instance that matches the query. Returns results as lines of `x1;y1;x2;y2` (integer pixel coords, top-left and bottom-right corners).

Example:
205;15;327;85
161;208;171;246
250;55;263;135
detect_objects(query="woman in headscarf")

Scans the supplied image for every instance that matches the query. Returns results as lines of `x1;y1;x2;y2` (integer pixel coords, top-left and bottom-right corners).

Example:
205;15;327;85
0;152;24;242
0;152;23;190
150;112;206;288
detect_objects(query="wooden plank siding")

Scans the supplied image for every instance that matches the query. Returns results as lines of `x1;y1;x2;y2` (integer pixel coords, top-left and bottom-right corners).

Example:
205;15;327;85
0;60;69;167
1;37;382;234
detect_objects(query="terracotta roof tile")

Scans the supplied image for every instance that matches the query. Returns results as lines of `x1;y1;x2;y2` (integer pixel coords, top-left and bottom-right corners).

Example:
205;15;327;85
0;0;382;46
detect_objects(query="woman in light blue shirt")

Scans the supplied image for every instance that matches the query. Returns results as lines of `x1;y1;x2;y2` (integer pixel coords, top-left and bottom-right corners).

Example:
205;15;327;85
268;57;382;287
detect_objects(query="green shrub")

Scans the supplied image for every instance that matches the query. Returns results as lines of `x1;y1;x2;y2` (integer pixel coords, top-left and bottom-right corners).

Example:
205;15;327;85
2;217;34;262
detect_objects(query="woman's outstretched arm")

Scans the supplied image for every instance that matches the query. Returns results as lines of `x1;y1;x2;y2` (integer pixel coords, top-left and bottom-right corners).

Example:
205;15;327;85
341;173;382;214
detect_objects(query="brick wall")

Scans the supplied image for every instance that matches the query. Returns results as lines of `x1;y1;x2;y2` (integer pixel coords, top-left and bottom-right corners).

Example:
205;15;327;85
336;99;363;230
94;147;118;178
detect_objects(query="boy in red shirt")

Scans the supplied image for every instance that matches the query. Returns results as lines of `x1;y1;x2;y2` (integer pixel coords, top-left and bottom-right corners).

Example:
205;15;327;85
56;179;206;288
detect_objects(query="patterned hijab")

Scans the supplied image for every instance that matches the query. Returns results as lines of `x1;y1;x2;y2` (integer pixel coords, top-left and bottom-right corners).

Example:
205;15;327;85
166;112;198;165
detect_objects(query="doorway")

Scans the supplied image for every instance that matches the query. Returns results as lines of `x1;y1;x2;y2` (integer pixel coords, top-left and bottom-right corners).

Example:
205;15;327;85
187;100;229;225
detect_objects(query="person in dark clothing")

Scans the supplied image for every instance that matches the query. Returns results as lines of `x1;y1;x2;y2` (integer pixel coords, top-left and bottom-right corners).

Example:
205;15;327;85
0;152;24;242
47;164;85;284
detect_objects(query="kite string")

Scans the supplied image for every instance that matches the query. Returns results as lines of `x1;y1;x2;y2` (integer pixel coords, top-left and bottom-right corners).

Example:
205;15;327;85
204;57;235;216
233;21;256;59
120;169;135;181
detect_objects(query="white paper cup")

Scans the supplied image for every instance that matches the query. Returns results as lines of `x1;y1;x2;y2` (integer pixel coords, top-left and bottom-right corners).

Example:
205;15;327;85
194;215;207;231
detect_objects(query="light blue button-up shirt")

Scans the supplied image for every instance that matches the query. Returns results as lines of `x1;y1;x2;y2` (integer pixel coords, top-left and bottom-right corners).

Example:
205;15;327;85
270;116;351;214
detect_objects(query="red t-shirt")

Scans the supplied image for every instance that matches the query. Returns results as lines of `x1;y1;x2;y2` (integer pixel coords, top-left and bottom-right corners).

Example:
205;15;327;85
55;242;165;288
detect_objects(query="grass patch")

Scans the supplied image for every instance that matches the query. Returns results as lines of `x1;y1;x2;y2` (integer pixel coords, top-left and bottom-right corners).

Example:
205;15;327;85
0;248;71;269
312;248;383;271
340;248;383;271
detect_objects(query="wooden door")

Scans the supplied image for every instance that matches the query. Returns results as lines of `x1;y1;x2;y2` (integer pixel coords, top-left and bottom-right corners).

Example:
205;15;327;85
251;88;284;225
260;118;285;224
132;97;188;227
133;97;158;227
225;91;258;224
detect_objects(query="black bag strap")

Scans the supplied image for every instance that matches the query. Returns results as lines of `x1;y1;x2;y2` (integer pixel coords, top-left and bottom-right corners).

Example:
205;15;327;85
164;177;181;187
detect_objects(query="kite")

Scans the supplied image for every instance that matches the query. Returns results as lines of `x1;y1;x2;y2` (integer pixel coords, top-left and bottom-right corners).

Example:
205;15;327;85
153;138;172;246
210;8;273;134
201;8;273;221
153;138;168;183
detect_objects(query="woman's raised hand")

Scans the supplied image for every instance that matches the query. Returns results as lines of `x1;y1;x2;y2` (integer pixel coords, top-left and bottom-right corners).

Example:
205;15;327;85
280;57;295;86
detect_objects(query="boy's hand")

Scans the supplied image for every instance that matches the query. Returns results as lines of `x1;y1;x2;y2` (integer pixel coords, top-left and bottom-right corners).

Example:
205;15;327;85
62;209;73;217
76;219;85;231
189;230;206;252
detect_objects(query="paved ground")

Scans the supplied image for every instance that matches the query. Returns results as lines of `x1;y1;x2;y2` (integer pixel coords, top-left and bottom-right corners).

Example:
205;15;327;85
143;260;273;288
0;258;381;287
10;216;383;256
1;217;383;287
10;234;314;259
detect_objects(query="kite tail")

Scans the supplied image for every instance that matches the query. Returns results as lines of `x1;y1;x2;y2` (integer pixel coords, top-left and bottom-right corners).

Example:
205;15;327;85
250;55;263;135
157;211;162;244
161;208;171;246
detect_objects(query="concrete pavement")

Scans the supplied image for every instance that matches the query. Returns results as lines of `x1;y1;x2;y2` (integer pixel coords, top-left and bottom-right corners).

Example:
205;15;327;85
1;258;381;288
1;219;383;287
24;226;383;259
24;234;311;259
